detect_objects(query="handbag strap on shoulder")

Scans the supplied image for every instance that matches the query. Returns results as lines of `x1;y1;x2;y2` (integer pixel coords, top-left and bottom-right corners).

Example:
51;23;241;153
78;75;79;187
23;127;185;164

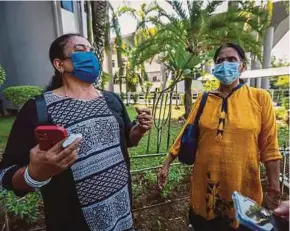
193;92;209;125
34;94;48;125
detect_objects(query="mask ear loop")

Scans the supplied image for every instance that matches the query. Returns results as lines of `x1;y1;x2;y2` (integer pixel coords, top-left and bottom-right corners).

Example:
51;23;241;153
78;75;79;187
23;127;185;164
92;52;103;89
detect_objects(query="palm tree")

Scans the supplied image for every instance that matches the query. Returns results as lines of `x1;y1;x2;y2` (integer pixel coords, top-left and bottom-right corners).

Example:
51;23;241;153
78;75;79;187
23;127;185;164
90;1;108;64
109;4;125;95
129;0;272;118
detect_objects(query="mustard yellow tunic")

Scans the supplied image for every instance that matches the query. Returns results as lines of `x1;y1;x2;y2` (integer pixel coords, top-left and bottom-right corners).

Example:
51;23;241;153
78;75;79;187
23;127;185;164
170;85;281;227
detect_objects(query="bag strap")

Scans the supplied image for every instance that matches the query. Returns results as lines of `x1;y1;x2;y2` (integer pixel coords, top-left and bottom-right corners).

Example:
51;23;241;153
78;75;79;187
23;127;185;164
193;92;209;125
34;94;49;125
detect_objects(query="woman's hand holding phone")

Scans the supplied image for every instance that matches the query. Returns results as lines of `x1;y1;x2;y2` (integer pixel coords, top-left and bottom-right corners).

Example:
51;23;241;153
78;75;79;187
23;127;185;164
28;137;81;181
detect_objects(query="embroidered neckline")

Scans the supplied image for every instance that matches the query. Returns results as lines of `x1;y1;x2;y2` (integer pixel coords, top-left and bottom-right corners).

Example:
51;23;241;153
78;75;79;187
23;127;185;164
212;84;244;142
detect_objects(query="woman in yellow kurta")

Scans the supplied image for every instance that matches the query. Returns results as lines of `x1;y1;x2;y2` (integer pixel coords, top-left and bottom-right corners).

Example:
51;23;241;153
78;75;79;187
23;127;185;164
158;43;282;231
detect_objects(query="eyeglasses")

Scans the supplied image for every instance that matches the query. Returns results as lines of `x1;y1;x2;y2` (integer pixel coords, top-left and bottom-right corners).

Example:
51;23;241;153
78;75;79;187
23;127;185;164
63;44;98;60
73;44;96;53
216;56;239;64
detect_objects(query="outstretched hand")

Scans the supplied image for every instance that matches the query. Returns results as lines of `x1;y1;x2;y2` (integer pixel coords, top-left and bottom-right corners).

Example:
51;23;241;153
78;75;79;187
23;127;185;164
135;107;153;134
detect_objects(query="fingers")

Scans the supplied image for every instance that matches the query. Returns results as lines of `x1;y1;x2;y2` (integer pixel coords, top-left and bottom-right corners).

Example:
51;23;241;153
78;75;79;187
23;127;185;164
137;114;152;122
135;107;151;115
60;150;77;168
48;139;67;153
31;144;41;152
138;119;153;127
274;201;290;215
138;125;152;131
140;108;151;115
135;107;142;115
157;169;168;190
137;113;153;129
54;139;81;162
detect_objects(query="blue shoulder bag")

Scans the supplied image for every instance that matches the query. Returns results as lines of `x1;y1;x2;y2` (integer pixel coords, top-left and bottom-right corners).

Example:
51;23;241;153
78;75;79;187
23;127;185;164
178;92;209;165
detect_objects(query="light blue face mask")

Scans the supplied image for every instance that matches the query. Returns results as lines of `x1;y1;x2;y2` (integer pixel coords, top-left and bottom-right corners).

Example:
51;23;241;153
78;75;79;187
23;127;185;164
70;51;101;84
213;61;241;85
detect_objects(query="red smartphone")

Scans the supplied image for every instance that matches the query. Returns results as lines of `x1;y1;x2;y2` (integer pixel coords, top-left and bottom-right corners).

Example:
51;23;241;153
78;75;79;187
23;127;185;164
34;126;68;151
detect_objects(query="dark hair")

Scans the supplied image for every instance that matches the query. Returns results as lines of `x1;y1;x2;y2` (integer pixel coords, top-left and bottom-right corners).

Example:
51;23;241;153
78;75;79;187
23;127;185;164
46;33;83;91
213;43;246;84
213;43;247;64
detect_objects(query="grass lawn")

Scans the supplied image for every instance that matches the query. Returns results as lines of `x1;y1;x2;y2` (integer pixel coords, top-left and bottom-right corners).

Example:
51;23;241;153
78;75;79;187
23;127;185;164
0;105;289;230
124;105;183;170
0;106;184;157
0;117;15;151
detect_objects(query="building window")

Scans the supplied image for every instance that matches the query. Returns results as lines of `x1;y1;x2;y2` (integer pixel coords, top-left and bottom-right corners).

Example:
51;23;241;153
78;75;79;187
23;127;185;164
112;60;115;68
61;1;74;12
153;76;158;82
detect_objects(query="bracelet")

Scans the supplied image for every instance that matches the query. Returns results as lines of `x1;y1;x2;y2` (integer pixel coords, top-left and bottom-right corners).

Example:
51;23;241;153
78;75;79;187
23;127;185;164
24;167;51;189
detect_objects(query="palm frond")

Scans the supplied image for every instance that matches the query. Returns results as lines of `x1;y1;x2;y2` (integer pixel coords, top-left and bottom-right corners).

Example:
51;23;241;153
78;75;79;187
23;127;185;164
204;0;224;15
166;0;188;20
117;6;137;19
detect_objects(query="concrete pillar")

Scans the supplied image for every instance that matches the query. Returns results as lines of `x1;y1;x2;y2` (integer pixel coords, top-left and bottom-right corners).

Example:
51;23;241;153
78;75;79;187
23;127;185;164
244;52;251;86
261;26;274;89
251;59;262;88
52;1;62;37
79;0;86;37
205;62;213;74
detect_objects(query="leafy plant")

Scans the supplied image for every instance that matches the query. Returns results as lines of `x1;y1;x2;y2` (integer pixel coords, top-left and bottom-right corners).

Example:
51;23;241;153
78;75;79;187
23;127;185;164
275;107;287;121
98;71;111;90
278;126;289;147
0;65;6;87
3;85;43;107
0;190;41;224
132;93;139;105
282;97;289;110
120;92;125;100
203;79;219;91
127;1;271;118
161;166;189;198
274;75;290;89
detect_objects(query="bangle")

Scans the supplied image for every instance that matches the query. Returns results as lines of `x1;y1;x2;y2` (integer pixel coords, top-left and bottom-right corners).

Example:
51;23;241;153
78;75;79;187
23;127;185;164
24;167;51;189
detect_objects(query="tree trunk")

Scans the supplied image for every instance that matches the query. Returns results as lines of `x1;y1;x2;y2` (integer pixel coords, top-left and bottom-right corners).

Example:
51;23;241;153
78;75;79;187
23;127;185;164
184;78;192;119
104;6;114;92
91;1;108;64
116;46;123;94
86;1;94;45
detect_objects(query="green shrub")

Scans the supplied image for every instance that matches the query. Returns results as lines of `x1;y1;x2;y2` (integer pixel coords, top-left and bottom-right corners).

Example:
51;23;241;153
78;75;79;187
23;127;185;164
0;190;41;224
132;93;139;104
0;65;6;87
282;97;289;110
278;126;289;147
120;92;125;100
3;85;43;107
275;107;287;121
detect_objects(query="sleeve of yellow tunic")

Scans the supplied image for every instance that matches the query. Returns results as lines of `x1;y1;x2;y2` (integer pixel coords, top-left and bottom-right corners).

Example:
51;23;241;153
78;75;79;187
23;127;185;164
169;95;202;156
258;90;281;163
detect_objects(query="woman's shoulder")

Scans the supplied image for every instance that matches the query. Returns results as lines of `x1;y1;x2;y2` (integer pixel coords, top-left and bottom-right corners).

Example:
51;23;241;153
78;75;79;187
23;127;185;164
246;86;273;106
102;90;120;99
247;86;271;98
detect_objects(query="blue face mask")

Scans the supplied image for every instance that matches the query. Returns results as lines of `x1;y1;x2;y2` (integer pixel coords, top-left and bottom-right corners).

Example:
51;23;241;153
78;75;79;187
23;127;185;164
70;51;101;84
213;61;240;85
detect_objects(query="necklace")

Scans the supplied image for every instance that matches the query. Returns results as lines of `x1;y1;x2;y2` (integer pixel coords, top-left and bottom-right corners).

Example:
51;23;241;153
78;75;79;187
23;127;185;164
62;86;99;99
